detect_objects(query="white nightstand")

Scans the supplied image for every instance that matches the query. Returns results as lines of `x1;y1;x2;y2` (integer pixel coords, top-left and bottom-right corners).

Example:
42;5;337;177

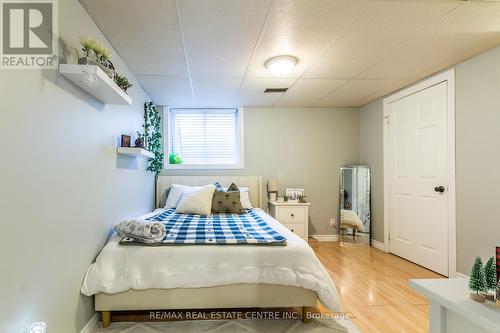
268;200;310;240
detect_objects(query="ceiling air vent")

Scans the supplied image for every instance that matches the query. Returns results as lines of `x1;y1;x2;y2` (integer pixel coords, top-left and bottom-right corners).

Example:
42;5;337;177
264;88;288;93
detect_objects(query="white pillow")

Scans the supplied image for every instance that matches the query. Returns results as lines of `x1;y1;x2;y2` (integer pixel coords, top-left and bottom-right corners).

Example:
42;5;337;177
164;184;188;209
239;188;253;209
222;186;253;209
175;185;216;216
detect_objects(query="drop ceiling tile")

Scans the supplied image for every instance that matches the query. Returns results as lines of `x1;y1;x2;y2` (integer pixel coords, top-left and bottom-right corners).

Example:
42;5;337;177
238;78;295;106
136;75;193;106
276;78;347;107
246;0;369;79
81;0;187;76
354;78;418;107
315;78;411;107
305;0;459;79
178;0;272;77
83;0;500;107
191;77;243;106
360;2;500;79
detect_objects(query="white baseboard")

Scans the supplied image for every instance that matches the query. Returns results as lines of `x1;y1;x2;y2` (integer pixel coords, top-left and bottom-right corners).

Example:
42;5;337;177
370;239;386;251
80;313;99;333
455;272;469;279
310;234;339;242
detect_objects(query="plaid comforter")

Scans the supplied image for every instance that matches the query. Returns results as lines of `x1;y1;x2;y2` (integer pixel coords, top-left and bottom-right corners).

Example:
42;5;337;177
119;208;286;246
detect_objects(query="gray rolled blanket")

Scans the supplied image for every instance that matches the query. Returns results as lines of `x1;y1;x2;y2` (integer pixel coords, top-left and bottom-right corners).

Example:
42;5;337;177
114;218;166;244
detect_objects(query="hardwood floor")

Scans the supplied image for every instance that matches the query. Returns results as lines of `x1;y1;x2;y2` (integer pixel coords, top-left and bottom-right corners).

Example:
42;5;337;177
310;240;442;333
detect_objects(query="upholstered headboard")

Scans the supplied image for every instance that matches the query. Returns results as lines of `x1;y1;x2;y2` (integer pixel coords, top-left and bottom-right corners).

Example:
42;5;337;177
156;176;263;209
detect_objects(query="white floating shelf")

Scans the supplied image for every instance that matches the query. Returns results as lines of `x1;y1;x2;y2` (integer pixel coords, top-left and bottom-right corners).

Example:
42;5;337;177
59;64;132;105
117;147;155;158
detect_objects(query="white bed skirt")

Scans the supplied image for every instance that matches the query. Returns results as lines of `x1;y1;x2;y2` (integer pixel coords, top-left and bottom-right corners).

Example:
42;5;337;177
95;284;317;311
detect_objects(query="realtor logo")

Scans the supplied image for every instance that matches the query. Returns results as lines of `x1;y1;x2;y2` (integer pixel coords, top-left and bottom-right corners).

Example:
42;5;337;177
1;0;57;69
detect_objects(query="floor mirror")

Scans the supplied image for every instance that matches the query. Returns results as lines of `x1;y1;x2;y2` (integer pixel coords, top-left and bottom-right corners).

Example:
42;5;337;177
339;165;371;246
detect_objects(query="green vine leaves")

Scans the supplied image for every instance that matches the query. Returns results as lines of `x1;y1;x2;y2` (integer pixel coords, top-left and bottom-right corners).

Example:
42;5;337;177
143;101;163;177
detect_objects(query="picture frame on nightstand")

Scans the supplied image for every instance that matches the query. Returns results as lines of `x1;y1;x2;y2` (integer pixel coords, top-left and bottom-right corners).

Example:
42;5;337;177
285;188;304;203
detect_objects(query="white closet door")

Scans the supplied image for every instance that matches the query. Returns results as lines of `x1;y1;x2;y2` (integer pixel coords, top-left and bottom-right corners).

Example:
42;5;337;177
388;81;449;276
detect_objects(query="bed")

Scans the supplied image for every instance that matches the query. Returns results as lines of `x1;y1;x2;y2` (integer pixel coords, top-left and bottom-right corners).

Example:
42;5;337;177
81;176;341;328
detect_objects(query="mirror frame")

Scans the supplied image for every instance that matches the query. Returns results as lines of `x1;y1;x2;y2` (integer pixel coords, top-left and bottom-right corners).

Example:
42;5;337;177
338;164;371;246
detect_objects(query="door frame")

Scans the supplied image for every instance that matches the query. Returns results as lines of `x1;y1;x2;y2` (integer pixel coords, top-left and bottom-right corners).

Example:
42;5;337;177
382;68;456;277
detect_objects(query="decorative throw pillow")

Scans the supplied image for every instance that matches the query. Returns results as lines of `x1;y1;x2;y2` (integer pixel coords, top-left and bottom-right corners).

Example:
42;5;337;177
175;185;216;216
239;189;253;209
227;183;239;192
222;185;252;209
212;183;244;213
214;182;224;192
164;184;189;208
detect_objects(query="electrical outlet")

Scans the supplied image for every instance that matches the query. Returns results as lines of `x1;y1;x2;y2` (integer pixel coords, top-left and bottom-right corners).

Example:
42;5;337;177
329;218;336;228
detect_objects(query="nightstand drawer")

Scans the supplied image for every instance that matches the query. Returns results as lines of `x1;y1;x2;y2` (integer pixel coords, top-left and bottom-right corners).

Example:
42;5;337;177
283;223;305;239
276;206;307;224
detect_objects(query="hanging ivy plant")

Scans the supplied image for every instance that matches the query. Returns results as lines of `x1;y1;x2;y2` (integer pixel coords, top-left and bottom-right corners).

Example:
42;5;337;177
144;101;163;177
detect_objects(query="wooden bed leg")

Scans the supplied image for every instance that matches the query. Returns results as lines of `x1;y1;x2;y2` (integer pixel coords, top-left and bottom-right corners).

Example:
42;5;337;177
101;311;111;328
353;229;356;238
302;306;311;323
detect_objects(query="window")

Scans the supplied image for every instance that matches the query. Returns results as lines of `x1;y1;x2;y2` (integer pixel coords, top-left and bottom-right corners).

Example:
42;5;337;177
165;108;244;169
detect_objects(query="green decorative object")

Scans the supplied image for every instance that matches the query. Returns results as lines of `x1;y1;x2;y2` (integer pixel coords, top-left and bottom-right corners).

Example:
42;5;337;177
79;37;96;58
114;74;133;93
134;131;145;149
78;36;115;78
143;102;163;177
169;153;183;164
469;256;487;301
79;36;111;63
484;256;497;291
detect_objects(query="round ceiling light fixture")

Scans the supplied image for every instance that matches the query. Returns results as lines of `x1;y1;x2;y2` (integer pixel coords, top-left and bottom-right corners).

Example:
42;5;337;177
265;55;298;76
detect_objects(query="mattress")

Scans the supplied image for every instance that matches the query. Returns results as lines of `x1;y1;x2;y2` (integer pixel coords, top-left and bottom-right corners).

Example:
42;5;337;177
81;208;341;312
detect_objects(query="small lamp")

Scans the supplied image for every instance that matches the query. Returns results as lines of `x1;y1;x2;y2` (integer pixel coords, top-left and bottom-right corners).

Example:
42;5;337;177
267;179;279;202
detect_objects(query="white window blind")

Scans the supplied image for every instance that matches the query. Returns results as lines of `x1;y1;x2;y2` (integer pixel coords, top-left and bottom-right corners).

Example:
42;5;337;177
167;108;243;168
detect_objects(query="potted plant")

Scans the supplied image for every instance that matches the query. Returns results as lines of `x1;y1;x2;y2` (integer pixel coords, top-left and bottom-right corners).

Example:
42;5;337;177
469;256;487;302
134;131;147;149
114;74;133;93
78;37;115;79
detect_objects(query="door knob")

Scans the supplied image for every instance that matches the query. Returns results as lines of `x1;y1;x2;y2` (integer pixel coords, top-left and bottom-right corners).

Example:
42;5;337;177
434;186;445;193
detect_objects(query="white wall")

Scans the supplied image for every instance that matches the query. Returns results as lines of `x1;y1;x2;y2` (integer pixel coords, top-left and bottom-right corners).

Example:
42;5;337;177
162;107;361;236
455;45;500;274
0;0;154;332
359;99;384;242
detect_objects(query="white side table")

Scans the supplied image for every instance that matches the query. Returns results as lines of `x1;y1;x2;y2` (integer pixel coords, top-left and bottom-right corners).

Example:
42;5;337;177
268;200;310;240
410;278;500;333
